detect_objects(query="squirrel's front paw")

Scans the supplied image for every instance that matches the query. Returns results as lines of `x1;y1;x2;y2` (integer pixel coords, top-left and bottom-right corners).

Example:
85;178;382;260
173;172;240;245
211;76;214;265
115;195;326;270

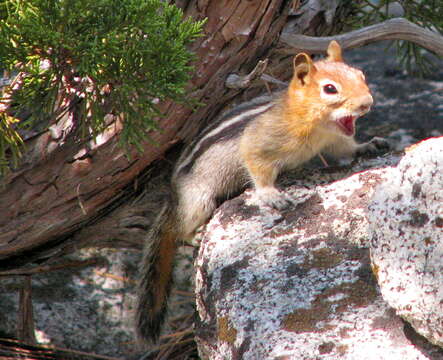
252;187;293;210
357;136;391;157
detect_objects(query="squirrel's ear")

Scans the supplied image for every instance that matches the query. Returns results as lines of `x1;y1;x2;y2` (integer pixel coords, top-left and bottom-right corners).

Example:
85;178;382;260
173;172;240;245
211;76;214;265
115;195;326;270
292;53;315;86
326;40;343;62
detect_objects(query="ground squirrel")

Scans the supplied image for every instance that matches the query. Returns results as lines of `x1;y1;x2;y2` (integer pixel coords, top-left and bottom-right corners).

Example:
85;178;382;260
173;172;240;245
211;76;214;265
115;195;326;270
136;40;389;343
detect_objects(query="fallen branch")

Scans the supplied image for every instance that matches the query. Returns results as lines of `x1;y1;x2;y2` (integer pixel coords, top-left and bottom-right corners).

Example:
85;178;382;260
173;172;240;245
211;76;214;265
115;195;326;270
280;18;443;57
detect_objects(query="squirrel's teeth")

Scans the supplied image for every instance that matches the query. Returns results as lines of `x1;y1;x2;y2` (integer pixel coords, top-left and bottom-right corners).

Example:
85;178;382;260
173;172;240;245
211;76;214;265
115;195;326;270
338;115;355;136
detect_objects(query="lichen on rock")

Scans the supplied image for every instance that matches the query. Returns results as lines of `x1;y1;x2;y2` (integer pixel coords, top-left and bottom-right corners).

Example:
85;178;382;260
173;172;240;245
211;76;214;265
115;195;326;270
368;137;443;347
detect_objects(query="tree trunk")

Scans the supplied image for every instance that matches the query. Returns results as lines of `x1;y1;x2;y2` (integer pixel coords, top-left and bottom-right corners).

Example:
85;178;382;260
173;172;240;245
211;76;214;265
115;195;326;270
0;0;342;269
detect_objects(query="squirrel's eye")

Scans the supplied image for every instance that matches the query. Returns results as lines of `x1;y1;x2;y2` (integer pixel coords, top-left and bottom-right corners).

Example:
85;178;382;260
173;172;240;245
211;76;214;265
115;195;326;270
323;84;338;94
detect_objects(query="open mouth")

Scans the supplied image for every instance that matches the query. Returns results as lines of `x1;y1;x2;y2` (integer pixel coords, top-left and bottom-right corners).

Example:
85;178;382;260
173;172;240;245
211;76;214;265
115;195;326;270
337;115;356;136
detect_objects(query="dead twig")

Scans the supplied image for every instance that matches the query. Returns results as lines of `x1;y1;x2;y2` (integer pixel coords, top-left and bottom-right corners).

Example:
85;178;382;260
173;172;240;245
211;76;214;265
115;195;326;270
225;59;269;89
0;337;122;360
159;329;193;341
94;270;136;284
0;258;103;277
260;74;288;88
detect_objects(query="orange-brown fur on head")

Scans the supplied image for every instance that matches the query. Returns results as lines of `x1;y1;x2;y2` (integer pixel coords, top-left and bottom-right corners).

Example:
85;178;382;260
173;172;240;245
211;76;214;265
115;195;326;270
285;41;373;142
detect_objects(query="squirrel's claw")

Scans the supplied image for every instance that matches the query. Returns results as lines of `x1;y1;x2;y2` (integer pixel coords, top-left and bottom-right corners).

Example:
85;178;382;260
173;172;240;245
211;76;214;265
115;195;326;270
356;136;391;157
252;187;294;210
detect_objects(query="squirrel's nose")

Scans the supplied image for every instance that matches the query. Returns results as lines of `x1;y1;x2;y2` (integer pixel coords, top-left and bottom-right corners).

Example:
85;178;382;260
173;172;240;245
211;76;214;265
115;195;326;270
358;94;373;114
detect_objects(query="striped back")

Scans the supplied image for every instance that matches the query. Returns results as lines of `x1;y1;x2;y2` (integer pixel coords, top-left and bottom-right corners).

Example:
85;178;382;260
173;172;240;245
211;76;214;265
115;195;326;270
174;94;279;176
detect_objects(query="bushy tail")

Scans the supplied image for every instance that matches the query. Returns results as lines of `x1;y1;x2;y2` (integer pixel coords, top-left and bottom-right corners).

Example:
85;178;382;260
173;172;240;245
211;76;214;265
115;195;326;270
135;197;178;344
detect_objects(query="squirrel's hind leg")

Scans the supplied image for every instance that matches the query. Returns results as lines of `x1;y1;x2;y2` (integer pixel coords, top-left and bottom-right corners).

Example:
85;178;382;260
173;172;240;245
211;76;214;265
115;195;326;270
177;187;218;242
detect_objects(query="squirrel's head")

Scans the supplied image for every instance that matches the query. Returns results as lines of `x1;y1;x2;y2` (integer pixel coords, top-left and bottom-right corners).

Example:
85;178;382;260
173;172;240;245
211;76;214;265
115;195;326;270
288;40;373;138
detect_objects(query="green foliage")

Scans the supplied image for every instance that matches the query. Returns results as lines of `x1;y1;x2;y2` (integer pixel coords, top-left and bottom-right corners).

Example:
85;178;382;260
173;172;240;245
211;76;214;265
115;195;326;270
0;0;204;174
0;112;22;169
348;0;442;74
